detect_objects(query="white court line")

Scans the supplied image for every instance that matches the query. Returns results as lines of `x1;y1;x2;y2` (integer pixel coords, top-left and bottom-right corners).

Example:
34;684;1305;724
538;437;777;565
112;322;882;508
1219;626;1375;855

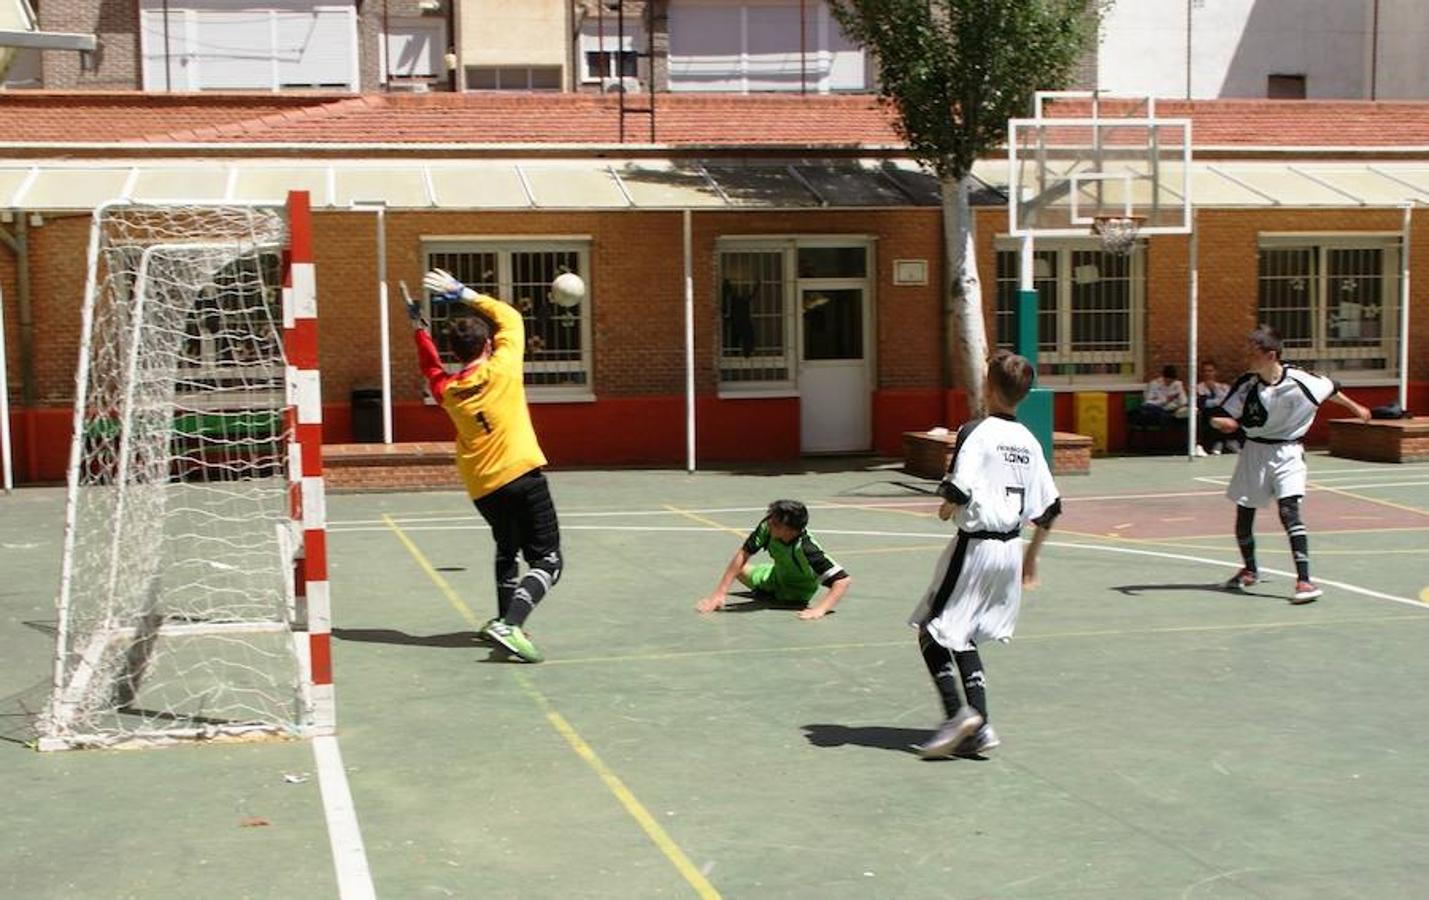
336;518;1425;609
327;490;1237;528
1194;475;1429;492
312;735;377;900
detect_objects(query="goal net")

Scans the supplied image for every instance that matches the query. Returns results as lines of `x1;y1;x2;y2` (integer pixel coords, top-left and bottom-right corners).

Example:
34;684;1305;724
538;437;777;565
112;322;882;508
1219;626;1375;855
40;195;330;750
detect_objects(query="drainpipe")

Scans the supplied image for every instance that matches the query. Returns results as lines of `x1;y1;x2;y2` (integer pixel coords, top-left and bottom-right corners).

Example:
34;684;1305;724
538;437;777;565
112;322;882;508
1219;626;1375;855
0;215;35;406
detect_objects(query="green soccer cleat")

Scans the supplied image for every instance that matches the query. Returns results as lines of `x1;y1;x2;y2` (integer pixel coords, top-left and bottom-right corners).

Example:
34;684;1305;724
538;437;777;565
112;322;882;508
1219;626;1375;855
482;619;544;663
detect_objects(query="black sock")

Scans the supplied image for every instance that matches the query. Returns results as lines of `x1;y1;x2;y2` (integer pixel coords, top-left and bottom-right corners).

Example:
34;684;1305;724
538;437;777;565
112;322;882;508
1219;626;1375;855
918;629;963;718
1235;505;1257;571
954;648;988;723
1278;496;1310;581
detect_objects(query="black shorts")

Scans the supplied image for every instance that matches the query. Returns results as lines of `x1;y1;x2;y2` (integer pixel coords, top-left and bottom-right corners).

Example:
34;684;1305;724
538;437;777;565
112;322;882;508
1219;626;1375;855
473;469;561;559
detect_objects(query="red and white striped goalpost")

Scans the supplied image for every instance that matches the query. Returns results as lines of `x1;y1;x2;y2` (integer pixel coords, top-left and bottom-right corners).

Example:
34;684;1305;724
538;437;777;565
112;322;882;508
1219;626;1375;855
283;190;335;736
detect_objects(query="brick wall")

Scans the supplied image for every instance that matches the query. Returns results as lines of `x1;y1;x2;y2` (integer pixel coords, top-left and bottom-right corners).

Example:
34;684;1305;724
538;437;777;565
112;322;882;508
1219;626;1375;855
38;0;141;89
313;206;945;405
6;200;1427;469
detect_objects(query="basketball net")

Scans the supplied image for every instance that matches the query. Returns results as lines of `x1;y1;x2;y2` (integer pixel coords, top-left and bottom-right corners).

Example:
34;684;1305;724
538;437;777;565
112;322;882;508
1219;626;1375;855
1092;215;1145;255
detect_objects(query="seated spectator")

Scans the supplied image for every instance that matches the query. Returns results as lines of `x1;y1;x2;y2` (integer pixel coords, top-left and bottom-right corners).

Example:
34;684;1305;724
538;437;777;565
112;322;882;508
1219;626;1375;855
1131;364;1189;429
1194;360;1238;456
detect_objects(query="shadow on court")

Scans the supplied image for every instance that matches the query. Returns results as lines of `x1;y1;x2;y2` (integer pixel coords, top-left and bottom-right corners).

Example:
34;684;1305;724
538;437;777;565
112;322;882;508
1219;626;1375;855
714;590;812;613
800;724;990;761
1112;582;1292;602
332;627;482;648
801;723;926;754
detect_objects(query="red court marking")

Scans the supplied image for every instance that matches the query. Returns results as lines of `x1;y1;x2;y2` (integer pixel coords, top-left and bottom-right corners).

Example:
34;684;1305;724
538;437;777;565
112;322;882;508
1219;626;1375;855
1063;491;1426;540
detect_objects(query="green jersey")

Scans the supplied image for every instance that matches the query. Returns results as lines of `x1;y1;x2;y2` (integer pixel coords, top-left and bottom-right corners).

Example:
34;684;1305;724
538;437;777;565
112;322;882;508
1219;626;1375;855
742;518;847;603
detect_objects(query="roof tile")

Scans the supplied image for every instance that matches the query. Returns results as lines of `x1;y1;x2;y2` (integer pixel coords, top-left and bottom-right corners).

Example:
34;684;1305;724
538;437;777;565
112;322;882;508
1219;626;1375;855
1;93;1427;151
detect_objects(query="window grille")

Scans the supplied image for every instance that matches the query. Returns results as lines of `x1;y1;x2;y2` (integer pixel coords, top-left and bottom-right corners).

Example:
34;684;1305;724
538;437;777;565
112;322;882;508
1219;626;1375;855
424;243;591;393
718;250;792;386
1258;239;1400;376
995;243;1141;383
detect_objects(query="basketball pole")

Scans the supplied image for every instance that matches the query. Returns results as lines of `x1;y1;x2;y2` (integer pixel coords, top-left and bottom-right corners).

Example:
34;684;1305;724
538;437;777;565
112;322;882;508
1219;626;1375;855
1017;232;1054;464
1187;209;1199;461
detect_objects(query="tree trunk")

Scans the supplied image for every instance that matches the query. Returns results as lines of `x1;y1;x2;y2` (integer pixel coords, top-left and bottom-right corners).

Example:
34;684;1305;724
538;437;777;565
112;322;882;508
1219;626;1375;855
941;173;988;418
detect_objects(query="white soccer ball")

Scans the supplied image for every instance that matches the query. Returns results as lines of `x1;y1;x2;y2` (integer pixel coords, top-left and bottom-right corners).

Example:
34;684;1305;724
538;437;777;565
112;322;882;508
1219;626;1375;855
550;272;586;308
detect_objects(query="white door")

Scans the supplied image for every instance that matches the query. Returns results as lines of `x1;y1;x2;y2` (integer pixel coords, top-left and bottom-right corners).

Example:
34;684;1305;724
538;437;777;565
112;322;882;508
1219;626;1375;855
798;283;870;452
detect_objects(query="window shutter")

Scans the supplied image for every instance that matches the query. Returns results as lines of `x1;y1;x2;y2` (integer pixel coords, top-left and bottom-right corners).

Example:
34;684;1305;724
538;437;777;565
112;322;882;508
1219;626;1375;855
277;7;356;89
668;4;743;92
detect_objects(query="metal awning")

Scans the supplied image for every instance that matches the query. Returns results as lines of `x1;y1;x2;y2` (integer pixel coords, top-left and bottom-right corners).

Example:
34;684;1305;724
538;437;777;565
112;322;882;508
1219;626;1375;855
0;158;950;212
4;158;1428;213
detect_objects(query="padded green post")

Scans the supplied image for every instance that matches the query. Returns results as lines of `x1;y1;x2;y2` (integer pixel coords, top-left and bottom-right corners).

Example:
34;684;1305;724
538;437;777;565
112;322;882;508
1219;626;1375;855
1017;288;1054;464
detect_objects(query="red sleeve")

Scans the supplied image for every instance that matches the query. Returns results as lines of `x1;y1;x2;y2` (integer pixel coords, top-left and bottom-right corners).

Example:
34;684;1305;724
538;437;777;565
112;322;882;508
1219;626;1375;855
414;330;453;402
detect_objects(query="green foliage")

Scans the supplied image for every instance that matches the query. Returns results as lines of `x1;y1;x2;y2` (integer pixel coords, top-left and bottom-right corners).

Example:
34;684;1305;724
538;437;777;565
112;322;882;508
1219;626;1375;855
829;0;1106;179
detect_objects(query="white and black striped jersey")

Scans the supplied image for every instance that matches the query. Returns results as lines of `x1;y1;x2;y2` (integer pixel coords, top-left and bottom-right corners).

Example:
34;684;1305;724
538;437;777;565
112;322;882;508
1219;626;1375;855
937;414;1061;535
1220;365;1338;442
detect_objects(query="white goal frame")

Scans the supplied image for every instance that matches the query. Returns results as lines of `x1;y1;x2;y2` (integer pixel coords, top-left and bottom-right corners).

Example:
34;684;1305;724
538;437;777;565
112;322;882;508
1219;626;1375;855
39;191;332;751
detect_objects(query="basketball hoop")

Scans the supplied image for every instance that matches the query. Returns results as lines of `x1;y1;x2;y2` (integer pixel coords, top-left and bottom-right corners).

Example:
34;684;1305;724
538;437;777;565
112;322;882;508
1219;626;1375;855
1092;215;1145;255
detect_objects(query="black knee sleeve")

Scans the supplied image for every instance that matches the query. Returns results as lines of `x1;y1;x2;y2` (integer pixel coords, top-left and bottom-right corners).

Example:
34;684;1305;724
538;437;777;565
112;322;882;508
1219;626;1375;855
1277;496;1304;533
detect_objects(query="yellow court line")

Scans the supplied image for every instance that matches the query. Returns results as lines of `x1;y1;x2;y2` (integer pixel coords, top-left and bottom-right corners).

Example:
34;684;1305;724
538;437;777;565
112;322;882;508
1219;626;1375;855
382;514;720;900
1309;483;1429;518
514;673;720;900
382;514;483;627
663;504;746;537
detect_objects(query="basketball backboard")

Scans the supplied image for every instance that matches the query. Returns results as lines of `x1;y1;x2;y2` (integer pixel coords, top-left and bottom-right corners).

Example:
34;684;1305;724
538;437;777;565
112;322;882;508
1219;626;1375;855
1008;92;1192;237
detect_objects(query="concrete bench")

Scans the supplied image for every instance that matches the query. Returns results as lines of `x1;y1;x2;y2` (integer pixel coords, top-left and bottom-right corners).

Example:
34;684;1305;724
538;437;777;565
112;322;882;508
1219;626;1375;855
1327;418;1429;463
322;442;463;492
903;429;1093;479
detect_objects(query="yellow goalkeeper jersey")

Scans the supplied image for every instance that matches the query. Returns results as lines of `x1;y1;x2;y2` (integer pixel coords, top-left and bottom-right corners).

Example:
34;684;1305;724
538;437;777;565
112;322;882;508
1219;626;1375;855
422;293;546;500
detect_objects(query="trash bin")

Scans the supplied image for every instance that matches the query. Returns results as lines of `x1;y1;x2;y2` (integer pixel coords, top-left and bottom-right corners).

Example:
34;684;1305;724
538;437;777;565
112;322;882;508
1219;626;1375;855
351;388;384;443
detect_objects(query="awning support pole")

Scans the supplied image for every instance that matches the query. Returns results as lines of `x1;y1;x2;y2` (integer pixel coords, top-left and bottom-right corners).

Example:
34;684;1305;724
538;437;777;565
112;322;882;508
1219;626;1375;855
684;209;695;473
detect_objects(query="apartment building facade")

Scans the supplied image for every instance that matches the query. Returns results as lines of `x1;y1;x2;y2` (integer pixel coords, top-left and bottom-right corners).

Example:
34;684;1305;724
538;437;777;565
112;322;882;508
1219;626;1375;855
9;0;1428;100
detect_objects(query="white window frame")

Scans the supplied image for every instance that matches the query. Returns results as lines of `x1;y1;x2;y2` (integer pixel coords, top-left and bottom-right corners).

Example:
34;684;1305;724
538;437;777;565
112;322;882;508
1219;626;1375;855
1257;233;1402;384
462;65;562;91
715;236;873;395
668;0;867;94
421;239;594;402
138;2;359;92
716;240;798;394
993;238;1145;389
380;15;446;84
578;17;643;84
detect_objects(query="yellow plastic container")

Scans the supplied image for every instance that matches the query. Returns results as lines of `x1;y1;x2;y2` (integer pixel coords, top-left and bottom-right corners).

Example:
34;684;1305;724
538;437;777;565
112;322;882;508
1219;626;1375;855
1074;392;1109;455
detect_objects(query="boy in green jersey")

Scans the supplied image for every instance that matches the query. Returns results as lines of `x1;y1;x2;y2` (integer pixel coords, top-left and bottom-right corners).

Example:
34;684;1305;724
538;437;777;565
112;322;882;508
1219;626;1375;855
696;500;851;619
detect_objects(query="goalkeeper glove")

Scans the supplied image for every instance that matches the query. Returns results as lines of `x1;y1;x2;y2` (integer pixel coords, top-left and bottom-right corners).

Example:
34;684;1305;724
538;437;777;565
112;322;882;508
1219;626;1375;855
423;268;479;304
398;281;428;331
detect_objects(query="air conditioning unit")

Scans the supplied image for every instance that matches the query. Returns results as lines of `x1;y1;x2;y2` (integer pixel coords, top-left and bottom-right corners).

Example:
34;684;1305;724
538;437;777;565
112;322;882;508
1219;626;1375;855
601;76;641;94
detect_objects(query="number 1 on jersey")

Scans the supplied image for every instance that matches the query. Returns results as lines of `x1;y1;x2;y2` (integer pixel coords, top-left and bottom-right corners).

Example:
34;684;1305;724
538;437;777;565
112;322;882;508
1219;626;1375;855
474;411;492;434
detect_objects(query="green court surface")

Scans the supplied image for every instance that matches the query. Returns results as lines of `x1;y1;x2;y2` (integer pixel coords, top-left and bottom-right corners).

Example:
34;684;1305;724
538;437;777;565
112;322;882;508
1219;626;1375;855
3;454;1428;898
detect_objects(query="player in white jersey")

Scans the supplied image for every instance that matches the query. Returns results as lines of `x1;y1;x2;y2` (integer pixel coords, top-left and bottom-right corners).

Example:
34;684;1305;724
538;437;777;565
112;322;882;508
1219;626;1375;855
909;351;1062;759
1209;325;1370;604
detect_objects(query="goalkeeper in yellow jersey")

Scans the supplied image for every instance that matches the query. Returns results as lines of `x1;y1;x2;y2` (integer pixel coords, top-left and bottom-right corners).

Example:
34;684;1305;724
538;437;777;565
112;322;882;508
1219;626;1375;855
407;268;563;662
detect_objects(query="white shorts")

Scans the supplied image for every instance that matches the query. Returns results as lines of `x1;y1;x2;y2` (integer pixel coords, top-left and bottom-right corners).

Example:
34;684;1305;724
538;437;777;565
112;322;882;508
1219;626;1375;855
1226;440;1307;508
908;533;1023;652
